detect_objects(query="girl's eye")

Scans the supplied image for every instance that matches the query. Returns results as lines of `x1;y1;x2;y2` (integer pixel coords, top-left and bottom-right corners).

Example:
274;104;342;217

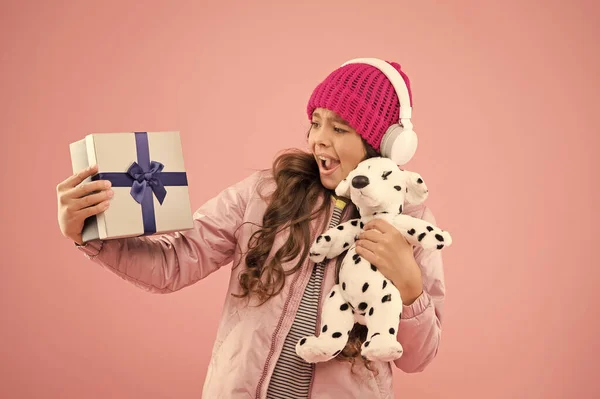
310;122;345;133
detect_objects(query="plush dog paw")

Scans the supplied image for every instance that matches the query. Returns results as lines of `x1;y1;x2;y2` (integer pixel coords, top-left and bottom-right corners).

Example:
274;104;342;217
361;334;403;362
407;226;453;251
309;233;334;263
296;335;343;363
436;230;452;248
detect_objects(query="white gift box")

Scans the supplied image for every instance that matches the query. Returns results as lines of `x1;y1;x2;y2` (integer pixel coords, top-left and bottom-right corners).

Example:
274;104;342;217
69;131;194;243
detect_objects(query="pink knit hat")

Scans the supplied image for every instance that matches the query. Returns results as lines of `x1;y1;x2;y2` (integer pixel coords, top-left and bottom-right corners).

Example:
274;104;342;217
306;60;413;153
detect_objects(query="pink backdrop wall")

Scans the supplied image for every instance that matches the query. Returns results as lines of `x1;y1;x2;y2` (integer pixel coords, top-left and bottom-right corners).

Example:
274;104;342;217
1;0;598;398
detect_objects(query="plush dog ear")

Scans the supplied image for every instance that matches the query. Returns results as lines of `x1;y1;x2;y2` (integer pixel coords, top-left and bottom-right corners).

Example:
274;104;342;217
405;171;429;205
335;177;351;198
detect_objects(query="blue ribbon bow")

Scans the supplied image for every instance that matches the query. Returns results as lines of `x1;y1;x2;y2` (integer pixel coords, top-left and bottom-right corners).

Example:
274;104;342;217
91;132;188;235
128;160;168;205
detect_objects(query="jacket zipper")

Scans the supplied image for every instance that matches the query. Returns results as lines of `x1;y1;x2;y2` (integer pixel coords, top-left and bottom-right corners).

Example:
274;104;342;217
255;202;336;398
308;201;351;399
255;265;303;398
256;198;348;399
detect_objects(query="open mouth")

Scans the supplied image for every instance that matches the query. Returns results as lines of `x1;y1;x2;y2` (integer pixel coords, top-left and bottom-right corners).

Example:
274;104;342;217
318;155;340;172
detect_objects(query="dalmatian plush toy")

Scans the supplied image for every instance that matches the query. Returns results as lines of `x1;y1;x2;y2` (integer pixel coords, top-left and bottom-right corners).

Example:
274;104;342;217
295;156;452;363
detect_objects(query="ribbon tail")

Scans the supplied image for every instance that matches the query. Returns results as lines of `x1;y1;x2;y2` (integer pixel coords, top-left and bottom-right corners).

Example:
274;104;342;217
130;180;147;204
152;181;167;205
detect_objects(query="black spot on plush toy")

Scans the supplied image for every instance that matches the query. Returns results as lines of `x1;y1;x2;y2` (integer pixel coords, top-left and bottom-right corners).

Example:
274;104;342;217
296;157;452;363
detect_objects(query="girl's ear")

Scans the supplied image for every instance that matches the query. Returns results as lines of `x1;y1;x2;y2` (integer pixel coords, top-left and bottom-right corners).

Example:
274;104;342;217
335;177;351;198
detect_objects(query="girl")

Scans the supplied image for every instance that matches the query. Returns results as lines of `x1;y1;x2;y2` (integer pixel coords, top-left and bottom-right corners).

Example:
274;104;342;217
56;58;446;399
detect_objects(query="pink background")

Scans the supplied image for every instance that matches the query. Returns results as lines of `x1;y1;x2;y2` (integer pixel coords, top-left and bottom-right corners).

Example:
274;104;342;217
1;0;598;398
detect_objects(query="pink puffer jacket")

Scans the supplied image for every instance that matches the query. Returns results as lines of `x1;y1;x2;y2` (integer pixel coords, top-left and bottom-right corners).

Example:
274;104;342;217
76;169;446;399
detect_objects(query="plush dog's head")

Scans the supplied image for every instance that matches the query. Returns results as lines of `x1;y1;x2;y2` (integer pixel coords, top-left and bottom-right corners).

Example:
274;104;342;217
335;157;429;215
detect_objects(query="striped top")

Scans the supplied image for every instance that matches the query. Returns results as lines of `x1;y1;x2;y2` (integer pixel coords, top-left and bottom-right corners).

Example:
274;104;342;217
266;197;347;399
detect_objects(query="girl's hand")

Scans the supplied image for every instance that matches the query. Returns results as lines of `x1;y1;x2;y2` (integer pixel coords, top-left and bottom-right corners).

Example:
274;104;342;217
355;218;423;305
56;164;113;245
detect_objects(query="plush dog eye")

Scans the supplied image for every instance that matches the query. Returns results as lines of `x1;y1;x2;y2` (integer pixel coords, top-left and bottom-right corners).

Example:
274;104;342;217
382;171;392;180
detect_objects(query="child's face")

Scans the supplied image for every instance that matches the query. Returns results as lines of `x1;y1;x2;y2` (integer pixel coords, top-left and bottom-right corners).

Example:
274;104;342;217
308;108;367;192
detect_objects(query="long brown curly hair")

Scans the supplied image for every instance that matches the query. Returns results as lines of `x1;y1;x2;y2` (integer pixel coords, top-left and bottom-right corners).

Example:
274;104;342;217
231;132;381;374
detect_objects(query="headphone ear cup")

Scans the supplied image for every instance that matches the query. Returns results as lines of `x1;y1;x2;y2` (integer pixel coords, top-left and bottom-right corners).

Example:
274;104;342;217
380;125;418;166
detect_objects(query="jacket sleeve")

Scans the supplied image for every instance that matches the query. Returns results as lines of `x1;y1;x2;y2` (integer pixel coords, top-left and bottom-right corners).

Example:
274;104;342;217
75;170;263;294
393;205;446;372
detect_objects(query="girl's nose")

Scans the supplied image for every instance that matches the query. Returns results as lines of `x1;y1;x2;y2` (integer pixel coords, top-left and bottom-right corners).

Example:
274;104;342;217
313;126;333;144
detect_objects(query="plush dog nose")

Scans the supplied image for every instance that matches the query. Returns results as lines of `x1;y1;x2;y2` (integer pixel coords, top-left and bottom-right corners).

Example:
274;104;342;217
352;175;369;189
